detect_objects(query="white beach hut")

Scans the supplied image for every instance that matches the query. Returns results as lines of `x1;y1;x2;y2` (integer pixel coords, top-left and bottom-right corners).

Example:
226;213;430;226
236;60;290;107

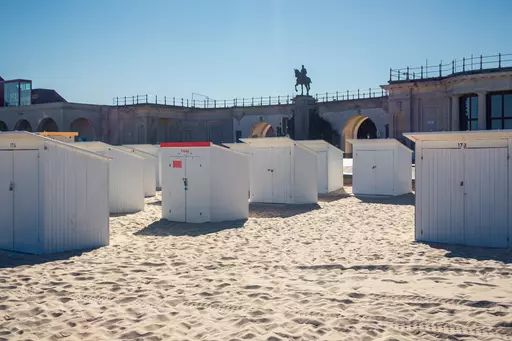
73;142;145;214
124;144;161;190
160;142;249;223
120;146;157;197
297;140;344;194
0;132;110;255
226;137;318;204
348;138;412;196
404;130;512;249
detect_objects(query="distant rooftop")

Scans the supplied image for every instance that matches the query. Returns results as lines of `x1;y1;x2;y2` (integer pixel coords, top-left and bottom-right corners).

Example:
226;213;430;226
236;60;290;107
31;89;67;104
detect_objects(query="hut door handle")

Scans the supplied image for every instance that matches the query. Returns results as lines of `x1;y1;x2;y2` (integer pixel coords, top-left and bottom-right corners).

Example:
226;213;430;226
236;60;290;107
9;181;13;191
372;166;376;169
460;181;463;186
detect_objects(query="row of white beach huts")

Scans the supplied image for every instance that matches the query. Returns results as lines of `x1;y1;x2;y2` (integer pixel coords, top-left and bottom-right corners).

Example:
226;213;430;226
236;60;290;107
1;130;511;255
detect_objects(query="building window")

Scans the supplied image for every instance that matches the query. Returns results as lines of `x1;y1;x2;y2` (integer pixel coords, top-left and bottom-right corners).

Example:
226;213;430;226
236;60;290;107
19;81;31;106
459;95;478;131
235;130;242;142
3;81;31;107
487;92;512;130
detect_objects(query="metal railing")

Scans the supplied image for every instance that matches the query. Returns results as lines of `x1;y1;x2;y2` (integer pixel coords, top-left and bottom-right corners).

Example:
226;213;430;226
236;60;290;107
112;87;387;108
389;53;512;82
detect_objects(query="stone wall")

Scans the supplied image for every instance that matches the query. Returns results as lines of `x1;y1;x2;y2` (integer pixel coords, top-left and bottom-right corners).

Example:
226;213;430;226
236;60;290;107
385;70;512;145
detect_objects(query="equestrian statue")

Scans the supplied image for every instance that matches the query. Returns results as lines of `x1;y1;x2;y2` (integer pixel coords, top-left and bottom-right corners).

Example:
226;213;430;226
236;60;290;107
294;64;312;96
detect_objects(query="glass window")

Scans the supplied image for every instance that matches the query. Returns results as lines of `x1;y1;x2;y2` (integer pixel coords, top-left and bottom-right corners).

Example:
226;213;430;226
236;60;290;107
504;94;512;118
470;96;478;119
19;82;31;106
4;82;19;107
462;97;470;118
491;95;502;118
491;120;502;129
504;119;512;129
459;94;478;131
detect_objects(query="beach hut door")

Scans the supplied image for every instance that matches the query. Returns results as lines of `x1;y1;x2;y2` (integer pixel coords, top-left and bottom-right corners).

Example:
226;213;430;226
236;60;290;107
0;151;14;251
167;157;187;222
271;147;291;203
185;156;210;223
0;150;39;253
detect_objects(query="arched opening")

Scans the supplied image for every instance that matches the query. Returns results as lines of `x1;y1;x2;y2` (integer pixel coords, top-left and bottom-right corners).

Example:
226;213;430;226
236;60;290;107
356;118;377;139
0;121;7;131
250;121;276;138
37;118;59;132
14;119;33;132
70;118;95;141
342;115;377;155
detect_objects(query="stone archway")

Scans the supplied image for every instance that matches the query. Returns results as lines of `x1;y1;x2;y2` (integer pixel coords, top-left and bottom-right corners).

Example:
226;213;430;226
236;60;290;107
342;115;378;154
14;119;33;132
70;118;95;141
250;121;276;138
37;118;59;132
0;120;7;131
356;118;377;139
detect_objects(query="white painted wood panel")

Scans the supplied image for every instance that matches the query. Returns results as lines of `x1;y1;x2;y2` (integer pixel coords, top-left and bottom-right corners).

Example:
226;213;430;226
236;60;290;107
374;150;394;195
185;156;210;223
464;148;508;248
0;151;13;251
13;150;40;254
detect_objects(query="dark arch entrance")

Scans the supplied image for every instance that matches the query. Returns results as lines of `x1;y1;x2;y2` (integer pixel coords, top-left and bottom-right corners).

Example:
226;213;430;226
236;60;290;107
38;118;59;132
0;121;7;131
70;118;95;141
14;119;33;132
357;118;377;139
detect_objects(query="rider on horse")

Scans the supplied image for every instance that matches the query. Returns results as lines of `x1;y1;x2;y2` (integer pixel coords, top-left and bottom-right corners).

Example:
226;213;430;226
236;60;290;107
300;65;307;80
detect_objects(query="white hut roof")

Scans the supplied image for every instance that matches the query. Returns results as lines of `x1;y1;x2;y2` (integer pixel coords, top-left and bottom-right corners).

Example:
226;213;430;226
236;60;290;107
347;138;412;153
404;130;512;142
0;131;111;161
73;141;145;159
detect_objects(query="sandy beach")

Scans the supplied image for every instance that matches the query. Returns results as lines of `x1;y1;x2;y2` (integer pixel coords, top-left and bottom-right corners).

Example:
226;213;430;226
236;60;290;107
0;189;511;341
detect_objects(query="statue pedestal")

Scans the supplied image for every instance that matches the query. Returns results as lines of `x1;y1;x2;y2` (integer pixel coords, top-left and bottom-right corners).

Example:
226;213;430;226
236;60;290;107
292;95;316;140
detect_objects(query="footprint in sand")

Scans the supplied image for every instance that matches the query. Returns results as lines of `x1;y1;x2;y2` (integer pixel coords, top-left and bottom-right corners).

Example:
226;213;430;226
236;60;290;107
116;297;138;304
243;285;261;290
381;279;409;284
347;292;366;299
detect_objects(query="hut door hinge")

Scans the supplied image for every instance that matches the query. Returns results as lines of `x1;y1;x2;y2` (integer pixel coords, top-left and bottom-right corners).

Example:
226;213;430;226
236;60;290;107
508;154;510;160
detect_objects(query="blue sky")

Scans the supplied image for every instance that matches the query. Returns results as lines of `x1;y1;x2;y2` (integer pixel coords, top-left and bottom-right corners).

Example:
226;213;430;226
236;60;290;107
1;0;510;105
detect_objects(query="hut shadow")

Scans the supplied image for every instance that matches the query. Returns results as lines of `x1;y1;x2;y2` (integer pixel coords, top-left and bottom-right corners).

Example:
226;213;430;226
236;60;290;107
249;203;321;218
318;188;352;203
0;249;90;269
354;193;415;206
424;242;512;264
147;200;162;206
134;219;247;237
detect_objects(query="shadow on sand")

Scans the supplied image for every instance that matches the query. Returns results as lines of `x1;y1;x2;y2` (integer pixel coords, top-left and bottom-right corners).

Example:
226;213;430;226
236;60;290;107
318;188;352;203
354;193;415;206
0;249;91;269
134;219;247;237
249;203;321;218
424;242;512;264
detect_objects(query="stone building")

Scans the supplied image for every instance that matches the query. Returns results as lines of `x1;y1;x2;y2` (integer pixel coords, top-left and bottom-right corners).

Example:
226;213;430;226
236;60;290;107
1;53;511;155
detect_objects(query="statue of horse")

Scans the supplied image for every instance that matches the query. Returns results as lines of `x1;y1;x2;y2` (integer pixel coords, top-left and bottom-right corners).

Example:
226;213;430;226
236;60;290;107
294;69;312;96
